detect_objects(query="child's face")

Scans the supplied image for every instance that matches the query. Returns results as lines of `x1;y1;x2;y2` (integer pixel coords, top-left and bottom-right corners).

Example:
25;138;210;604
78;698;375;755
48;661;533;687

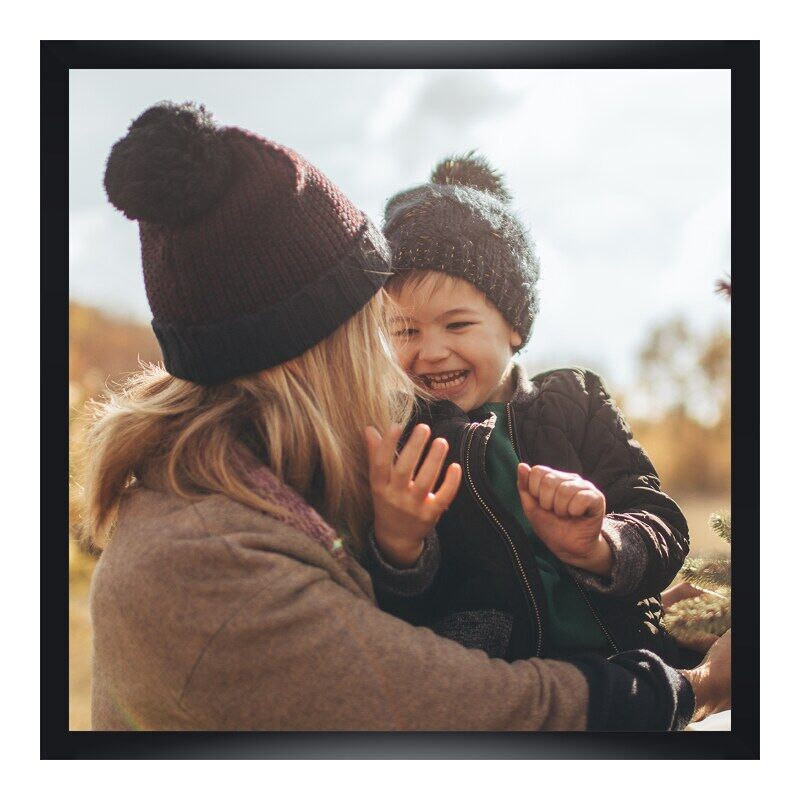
388;274;523;411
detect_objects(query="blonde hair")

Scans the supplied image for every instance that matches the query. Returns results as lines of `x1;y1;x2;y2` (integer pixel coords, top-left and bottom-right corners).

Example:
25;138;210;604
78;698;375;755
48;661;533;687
80;291;415;554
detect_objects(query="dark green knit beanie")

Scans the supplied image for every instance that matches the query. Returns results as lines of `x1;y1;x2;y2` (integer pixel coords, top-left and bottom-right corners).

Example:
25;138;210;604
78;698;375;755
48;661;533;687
382;153;541;348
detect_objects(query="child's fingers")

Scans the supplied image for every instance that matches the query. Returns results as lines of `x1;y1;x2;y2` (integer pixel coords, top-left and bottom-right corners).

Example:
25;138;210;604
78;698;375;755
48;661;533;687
566;489;604;518
525;464;550;497
519;464;549;522
531;467;586;512
535;471;564;512
518;482;541;521
367;423;403;486
431;462;462;511
384;421;404;458
413;437;449;497
552;480;586;517
364;426;390;486
517;463;532;495
527;464;568;500
391;424;431;487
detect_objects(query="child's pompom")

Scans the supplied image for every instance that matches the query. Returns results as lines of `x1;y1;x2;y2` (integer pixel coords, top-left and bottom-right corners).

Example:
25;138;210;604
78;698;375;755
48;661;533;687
104;101;233;225
430;152;511;202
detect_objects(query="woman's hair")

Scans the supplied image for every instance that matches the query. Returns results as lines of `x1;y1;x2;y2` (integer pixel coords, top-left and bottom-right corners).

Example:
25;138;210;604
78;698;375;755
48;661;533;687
79;291;415;554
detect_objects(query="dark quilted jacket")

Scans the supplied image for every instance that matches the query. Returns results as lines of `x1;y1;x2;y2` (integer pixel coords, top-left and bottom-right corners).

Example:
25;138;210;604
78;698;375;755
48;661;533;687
369;366;691;665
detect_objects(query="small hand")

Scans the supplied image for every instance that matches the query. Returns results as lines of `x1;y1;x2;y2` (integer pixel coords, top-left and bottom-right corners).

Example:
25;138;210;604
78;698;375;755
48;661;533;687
365;423;462;568
517;463;612;575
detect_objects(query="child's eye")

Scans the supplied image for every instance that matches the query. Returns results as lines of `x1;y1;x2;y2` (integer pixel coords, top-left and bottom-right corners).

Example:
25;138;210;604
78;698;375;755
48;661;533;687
392;328;418;338
447;321;476;331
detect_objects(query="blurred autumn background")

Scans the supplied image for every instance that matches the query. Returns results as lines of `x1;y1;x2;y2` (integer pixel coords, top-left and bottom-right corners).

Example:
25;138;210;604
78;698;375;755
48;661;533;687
68;295;730;730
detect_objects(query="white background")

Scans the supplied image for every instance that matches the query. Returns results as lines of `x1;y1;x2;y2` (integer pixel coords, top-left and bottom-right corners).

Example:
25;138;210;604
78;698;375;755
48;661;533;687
4;0;785;791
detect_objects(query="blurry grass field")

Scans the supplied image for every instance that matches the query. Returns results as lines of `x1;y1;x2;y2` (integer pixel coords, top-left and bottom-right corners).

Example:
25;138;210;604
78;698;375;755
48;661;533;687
68;490;730;730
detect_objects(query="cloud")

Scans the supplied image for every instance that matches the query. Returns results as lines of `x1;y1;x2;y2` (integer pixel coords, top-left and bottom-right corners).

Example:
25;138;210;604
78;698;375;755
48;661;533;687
69;207;107;267
412;70;518;126
70;205;149;320
366;70;523;179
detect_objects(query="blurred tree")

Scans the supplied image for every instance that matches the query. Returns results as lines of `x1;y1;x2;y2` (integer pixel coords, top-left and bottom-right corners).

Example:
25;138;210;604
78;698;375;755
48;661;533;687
638;316;694;416
637;315;730;425
633;315;730;495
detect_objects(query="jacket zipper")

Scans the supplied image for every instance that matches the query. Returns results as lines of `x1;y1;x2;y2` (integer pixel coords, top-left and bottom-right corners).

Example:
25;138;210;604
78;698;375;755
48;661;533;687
507;403;517;452
570;578;620;654
461;421;543;657
506;403;619;656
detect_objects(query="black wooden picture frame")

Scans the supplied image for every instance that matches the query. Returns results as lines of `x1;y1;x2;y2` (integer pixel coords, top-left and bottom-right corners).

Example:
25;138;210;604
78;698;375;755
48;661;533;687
42;40;758;759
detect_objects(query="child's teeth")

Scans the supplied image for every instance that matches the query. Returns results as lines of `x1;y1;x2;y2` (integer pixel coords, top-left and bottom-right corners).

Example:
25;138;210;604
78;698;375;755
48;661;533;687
425;371;466;389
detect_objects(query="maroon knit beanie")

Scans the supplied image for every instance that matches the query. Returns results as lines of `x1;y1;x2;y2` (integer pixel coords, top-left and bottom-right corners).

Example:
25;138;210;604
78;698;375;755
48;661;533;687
104;101;390;384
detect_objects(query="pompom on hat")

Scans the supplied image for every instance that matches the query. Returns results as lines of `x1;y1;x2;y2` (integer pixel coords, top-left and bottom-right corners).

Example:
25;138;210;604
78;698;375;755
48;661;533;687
104;101;391;384
383;152;540;348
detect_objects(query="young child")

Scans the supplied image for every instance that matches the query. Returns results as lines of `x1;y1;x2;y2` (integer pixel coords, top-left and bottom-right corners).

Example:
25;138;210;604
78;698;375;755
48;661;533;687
363;155;691;664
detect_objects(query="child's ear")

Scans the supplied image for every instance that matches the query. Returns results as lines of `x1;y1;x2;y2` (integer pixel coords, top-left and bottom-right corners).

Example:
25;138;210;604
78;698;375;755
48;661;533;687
510;330;522;349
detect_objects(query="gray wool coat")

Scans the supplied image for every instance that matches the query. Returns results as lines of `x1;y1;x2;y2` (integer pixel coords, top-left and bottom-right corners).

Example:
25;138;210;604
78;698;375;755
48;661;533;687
90;473;592;731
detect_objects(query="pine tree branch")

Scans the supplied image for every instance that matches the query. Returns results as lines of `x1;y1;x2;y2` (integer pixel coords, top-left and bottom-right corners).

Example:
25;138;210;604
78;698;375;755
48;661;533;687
715;275;732;300
709;511;732;544
663;594;731;637
679;557;731;592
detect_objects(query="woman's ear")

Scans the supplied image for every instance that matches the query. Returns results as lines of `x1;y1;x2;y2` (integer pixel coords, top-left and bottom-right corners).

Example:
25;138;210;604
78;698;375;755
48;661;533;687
510;329;522;349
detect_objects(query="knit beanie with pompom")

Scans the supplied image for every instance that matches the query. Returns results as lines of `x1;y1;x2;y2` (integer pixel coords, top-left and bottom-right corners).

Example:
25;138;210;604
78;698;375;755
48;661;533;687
382;153;540;348
104;101;391;384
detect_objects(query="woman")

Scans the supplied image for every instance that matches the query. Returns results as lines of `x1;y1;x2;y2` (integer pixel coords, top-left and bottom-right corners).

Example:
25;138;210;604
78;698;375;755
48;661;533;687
83;101;729;731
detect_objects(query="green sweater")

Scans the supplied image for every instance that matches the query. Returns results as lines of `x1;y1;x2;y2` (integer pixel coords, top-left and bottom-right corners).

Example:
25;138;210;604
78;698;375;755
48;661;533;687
478;402;608;652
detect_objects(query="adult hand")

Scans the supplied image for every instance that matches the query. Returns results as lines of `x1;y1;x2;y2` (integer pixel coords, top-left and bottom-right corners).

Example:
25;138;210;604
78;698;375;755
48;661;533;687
365;423;462;568
681;629;732;722
517;464;612;576
662;581;707;609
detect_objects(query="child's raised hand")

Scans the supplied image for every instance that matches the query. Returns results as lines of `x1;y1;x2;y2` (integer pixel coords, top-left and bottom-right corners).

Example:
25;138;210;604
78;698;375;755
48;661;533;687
365;423;462;568
517;464;612;576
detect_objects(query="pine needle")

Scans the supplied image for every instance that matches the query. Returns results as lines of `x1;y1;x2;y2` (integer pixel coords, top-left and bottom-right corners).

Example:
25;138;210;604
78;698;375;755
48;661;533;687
663;594;731;637
680;557;731;592
709;511;732;544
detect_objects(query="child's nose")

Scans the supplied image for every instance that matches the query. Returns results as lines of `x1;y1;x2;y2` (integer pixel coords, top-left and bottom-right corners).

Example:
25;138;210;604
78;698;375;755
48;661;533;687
417;335;450;363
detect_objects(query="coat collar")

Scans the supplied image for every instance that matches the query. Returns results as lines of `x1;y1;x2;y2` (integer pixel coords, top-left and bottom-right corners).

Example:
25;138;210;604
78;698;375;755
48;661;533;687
509;361;541;406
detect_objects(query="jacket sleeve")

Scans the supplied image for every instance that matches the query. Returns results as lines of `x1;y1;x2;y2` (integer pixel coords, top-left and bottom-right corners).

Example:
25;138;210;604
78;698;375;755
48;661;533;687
177;544;693;731
574;369;690;599
565;517;654;596
362;527;442;622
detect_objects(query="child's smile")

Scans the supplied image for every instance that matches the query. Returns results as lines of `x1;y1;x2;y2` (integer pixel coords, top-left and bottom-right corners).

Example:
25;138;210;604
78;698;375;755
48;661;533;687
418;368;469;394
388;273;522;412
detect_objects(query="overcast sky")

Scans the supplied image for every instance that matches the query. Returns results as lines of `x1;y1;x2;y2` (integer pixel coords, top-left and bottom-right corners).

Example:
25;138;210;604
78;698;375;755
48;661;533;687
70;68;730;406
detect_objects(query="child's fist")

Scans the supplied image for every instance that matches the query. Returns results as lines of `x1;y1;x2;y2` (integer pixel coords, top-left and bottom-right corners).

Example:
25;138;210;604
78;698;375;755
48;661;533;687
517;464;612;576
